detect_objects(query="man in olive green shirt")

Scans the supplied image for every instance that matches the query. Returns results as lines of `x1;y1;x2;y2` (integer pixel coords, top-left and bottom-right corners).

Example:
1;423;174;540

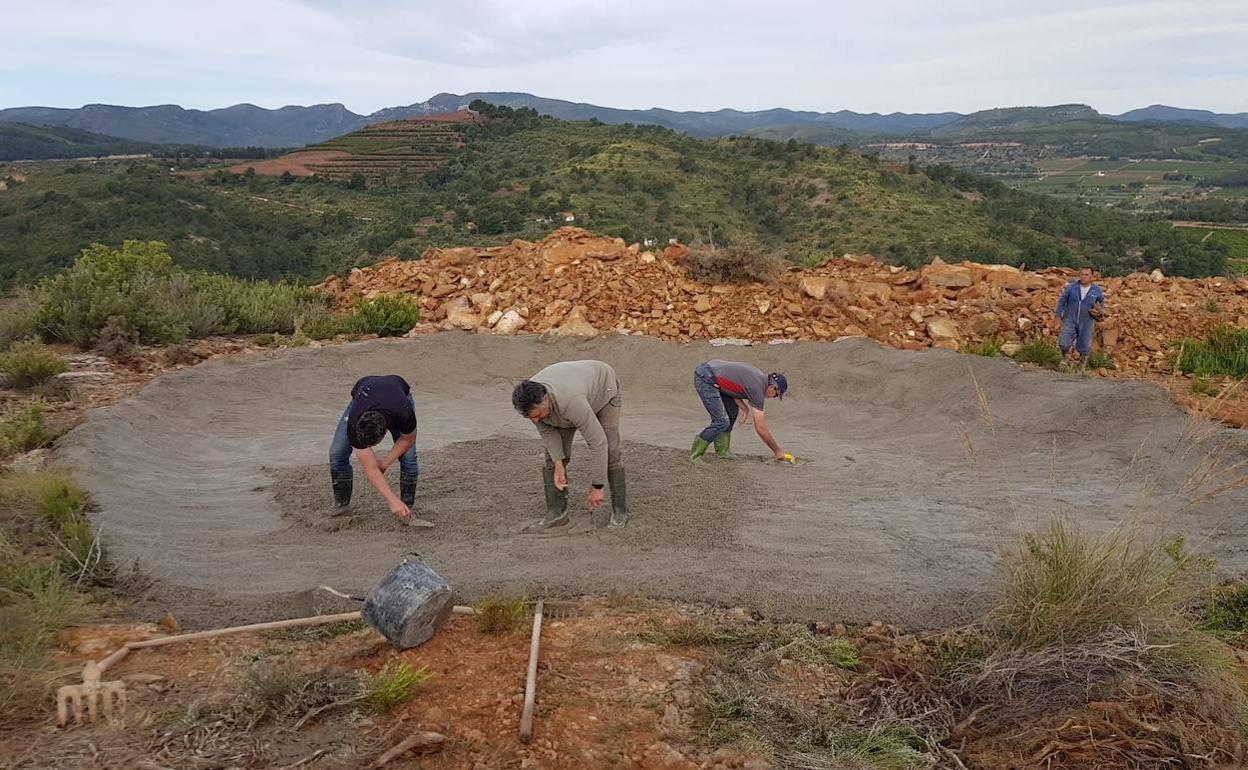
512;360;627;529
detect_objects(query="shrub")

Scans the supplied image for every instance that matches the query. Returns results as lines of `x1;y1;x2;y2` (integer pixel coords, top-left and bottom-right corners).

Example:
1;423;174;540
363;660;431;711
0;296;40;351
302;311;366;341
0;401;52;456
353;295;420;337
1199;584;1248;646
1084;350;1115;370
1191;376;1221;396
36;241;190;347
681;242;786;284
961;337;1003;357
1013;338;1061;367
1175;325;1248;378
0;341;67;388
475;596;526;635
94;316;140;359
189;273;328;335
994;519;1205;649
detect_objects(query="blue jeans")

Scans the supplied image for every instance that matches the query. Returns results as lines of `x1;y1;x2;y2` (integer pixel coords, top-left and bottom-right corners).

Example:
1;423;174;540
328;397;419;477
695;364;740;443
1058;315;1095;356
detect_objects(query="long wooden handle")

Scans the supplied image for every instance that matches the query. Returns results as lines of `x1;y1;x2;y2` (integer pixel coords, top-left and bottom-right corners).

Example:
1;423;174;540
519;600;544;744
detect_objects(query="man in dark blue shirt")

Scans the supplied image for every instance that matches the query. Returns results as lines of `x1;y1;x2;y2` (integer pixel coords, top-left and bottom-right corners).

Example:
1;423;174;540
328;375;418;521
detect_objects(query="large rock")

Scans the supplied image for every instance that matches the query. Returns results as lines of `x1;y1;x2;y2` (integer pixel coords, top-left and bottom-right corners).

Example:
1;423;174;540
968;312;1000;337
980;264;1048;290
494;309;527;335
800;276;830;300
922;257;974;289
926;317;961;344
853;281;892;303
443;297;481;330
552;306;599;337
693;296;713;313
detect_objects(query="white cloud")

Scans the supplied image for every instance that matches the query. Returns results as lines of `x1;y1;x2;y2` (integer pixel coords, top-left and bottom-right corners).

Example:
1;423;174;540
4;0;1246;114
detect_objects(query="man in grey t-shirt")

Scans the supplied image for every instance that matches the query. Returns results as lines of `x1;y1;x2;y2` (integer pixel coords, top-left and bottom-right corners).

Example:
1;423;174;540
691;360;791;462
511;360;628;530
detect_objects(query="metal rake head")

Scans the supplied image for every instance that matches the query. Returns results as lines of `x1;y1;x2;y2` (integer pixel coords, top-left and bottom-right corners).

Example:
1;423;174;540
56;662;127;727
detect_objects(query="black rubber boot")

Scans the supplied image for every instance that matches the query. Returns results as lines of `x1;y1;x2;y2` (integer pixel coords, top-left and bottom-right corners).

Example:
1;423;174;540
607;467;628;528
529;463;570;530
400;470;418;507
330;471;353;508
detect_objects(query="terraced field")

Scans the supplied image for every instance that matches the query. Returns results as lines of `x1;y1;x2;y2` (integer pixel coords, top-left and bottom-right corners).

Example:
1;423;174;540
228;110;477;183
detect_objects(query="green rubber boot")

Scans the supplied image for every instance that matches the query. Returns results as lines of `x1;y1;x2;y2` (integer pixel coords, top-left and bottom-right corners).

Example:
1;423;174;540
713;433;734;459
689;437;710;463
529;463;570;530
607;467;628;528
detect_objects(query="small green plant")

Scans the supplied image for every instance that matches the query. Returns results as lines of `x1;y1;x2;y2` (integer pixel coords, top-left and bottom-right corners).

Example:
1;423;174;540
475;596;526;635
0;401;52;456
0;341;67;388
1191;376;1221;396
1084;350;1115;370
779;630;860;669
1175;325;1248;378
1205;298;1220;313
961;337;1002;357
1199;584;1248;646
363;660;431;711
1013;337;1062;367
353;295;420;337
0;296;40;350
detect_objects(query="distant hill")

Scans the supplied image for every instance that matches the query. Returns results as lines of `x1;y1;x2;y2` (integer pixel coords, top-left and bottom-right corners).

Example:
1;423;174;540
6;93;1248;150
1112;105;1248;129
1;105;1227;285
928;104;1100;137
0;123;159;161
0;93;960;147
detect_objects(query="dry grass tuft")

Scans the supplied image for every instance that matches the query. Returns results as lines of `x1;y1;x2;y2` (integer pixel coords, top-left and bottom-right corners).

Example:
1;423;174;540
681;242;786;285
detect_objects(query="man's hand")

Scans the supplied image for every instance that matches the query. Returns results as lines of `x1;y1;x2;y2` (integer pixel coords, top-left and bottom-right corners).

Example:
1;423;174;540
587;486;605;511
774;450;795;463
388;498;411;520
553;461;568;491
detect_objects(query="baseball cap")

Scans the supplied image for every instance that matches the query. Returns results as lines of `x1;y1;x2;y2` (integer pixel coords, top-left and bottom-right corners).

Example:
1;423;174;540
768;372;788;399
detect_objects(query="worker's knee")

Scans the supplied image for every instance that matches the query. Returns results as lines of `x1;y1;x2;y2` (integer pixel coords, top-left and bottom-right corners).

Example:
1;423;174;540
710;415;731;434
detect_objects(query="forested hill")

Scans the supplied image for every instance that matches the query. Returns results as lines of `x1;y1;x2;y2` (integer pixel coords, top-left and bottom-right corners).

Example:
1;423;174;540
0;105;1227;284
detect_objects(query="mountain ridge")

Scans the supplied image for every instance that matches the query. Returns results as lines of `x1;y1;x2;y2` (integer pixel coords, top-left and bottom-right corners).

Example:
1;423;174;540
2;93;1247;149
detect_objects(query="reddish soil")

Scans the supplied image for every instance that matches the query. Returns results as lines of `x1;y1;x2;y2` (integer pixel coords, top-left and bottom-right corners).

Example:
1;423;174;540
227;151;352;177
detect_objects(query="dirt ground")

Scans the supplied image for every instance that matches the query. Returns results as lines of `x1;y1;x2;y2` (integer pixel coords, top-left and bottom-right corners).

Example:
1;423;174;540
59;334;1248;630
2;600;743;770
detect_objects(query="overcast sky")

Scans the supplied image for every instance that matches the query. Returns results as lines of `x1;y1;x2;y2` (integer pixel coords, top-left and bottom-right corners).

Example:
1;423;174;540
4;0;1246;115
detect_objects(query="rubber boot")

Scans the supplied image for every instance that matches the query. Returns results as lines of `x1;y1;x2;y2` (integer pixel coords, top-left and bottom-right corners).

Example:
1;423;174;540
607;467;628;528
400;470;418;508
689;437;710;463
713;432;734;459
529;464;569;530
330;471;353;508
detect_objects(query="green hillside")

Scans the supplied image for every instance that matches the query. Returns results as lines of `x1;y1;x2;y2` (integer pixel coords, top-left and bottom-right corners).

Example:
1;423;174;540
0;105;1228;284
0;122;160;161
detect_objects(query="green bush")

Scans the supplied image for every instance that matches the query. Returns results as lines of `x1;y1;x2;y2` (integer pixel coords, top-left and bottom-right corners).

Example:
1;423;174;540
36;241;191;346
0;401;52;456
353;295;419;337
94;315;140;359
363;660;431;711
1084;350;1115;370
961;337;1003;357
189;273;329;335
1191;376;1221;396
0;341;67;388
1013;338;1062;367
1199;584;1248;646
302;311;366;340
1175;325;1248;378
0;296;40;351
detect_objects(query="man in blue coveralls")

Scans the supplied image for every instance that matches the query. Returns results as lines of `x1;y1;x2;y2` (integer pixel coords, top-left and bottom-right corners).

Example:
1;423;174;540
1053;267;1106;370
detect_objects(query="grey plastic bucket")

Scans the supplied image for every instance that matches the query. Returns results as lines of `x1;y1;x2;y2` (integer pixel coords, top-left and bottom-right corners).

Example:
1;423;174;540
362;555;454;649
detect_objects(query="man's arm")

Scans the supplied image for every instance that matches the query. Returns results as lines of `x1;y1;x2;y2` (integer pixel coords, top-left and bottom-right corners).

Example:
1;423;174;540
354;447;410;518
736;399;751;425
377;432;415;472
751;409;786;459
565;395;608;487
1054;285;1069;318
